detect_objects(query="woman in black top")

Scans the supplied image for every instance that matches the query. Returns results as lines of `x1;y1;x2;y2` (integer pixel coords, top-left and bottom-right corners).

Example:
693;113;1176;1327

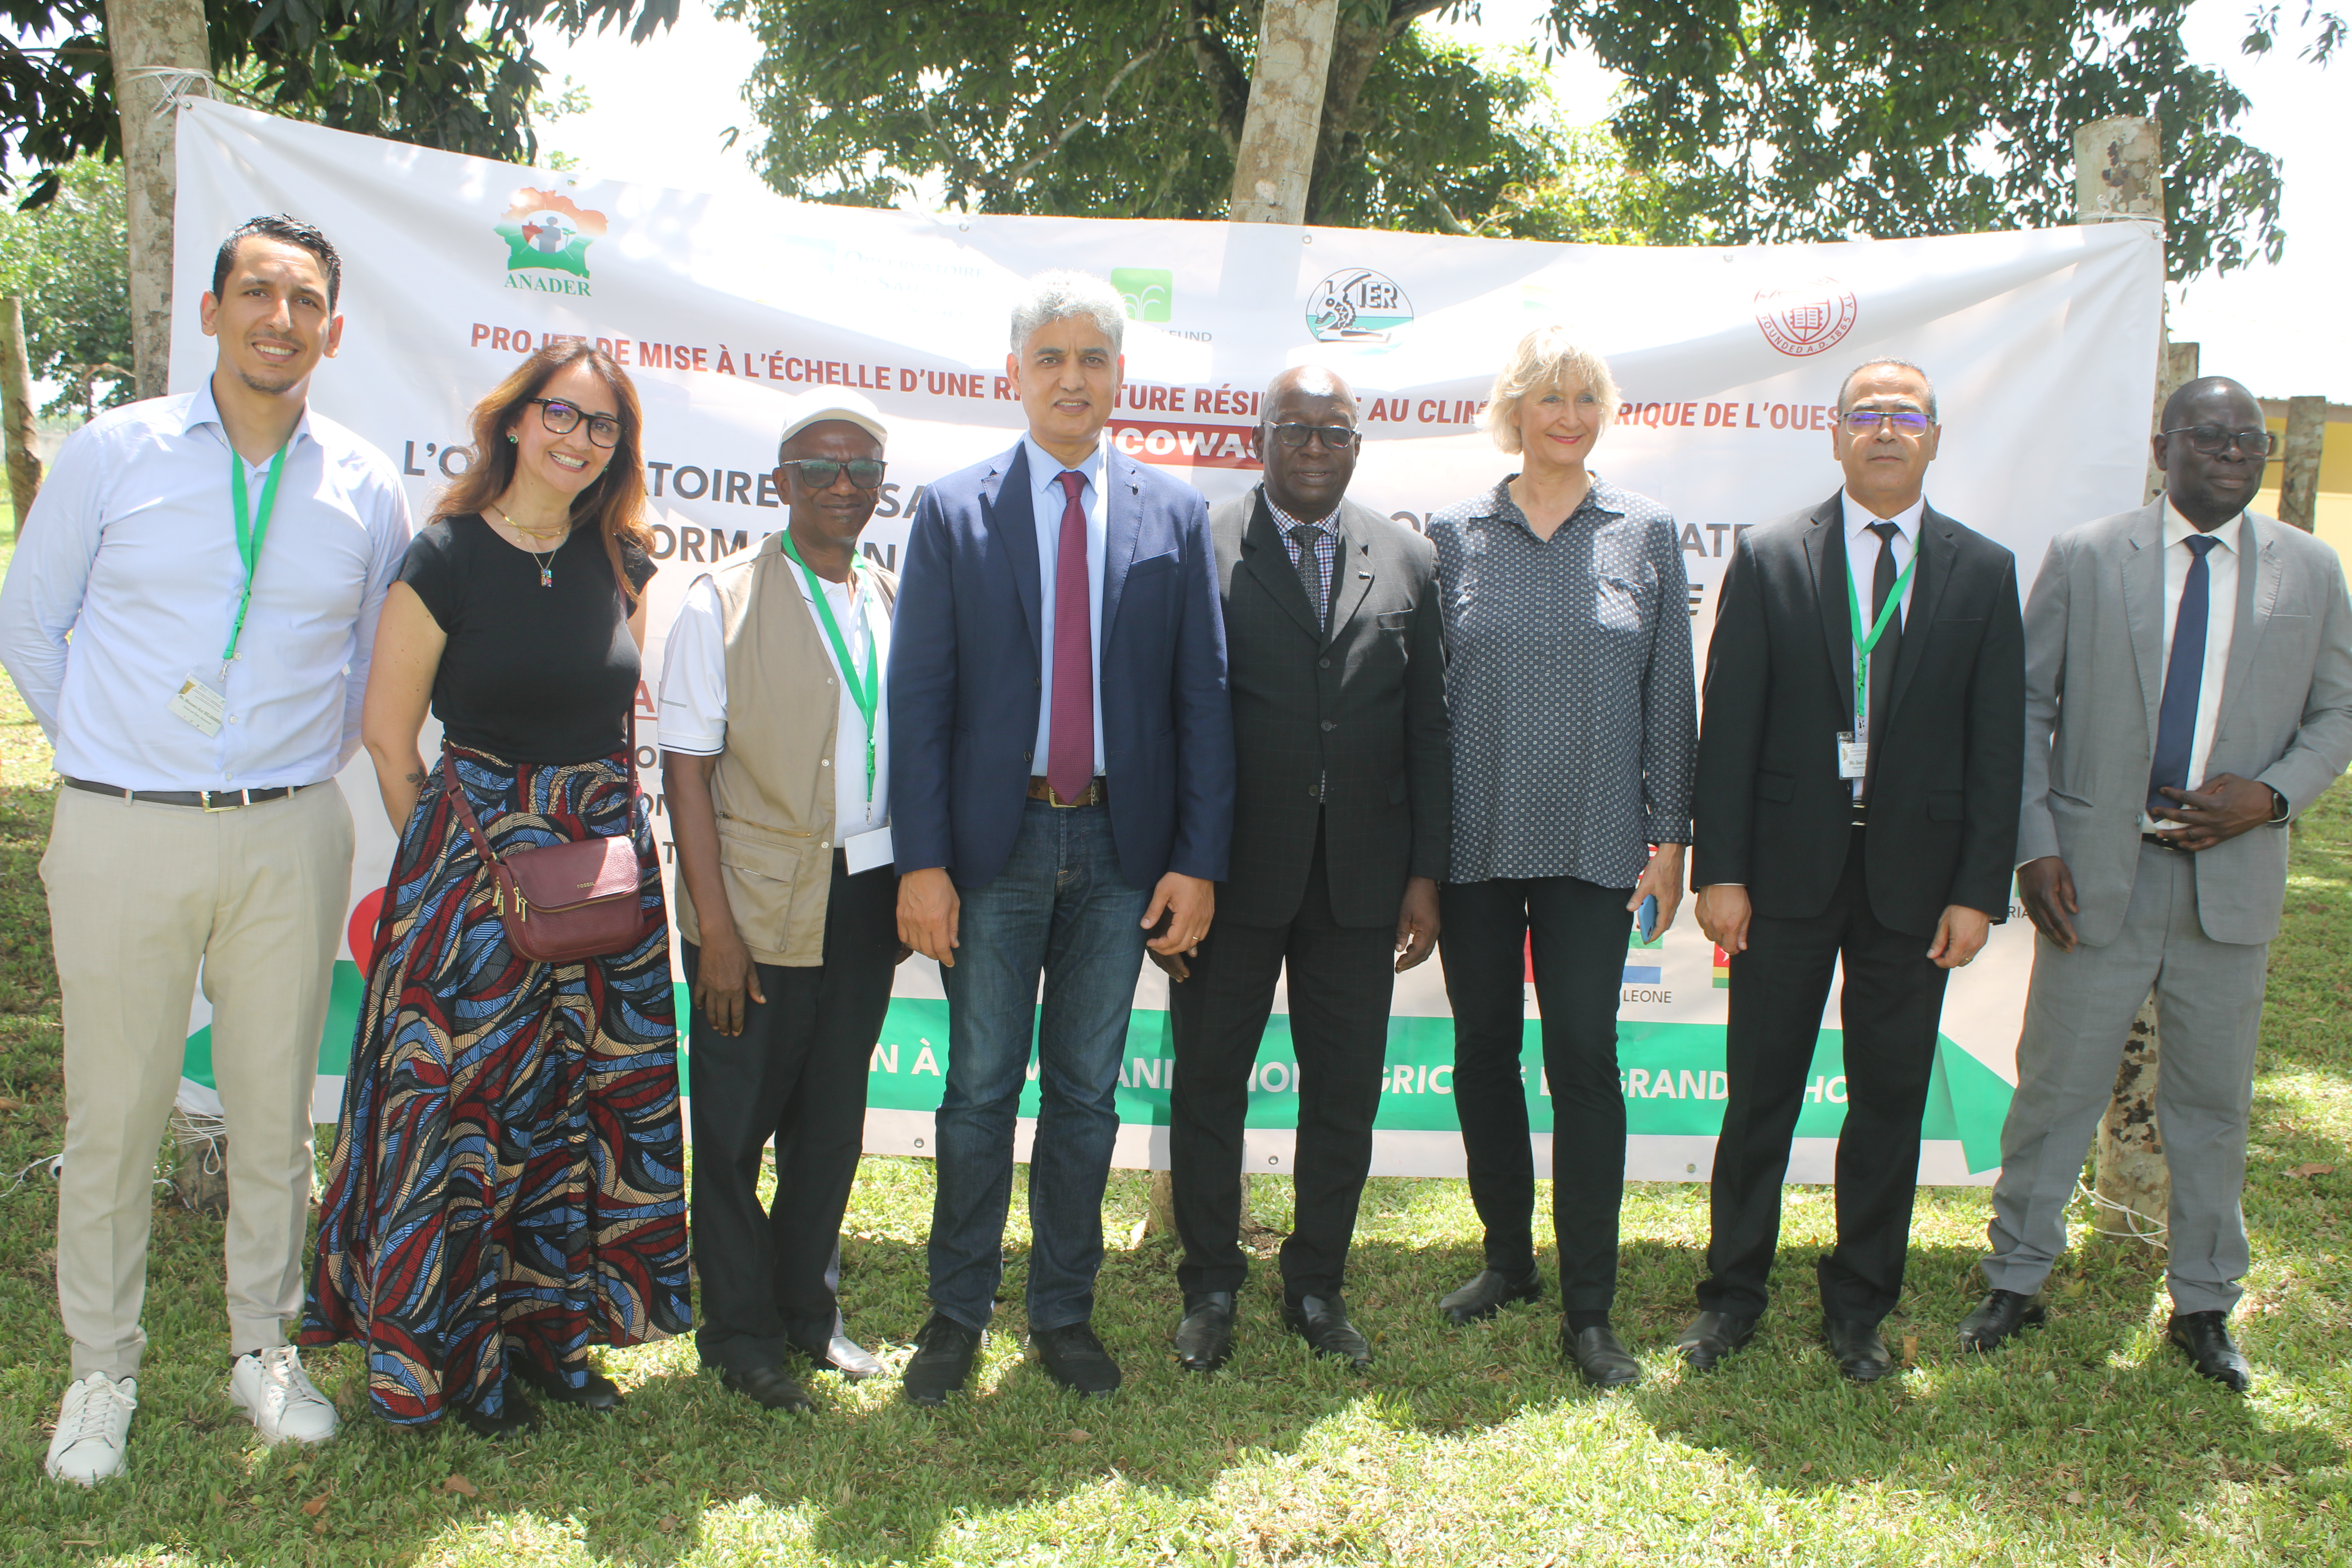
301;343;687;1437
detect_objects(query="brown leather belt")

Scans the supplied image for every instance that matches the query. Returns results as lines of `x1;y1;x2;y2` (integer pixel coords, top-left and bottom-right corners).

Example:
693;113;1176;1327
1027;776;1109;808
64;777;314;811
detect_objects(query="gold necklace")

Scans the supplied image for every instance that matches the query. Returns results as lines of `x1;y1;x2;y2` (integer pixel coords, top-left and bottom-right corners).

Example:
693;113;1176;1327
488;503;566;588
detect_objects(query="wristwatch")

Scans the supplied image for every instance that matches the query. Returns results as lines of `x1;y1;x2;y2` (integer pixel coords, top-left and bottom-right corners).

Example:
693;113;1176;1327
2267;785;2291;823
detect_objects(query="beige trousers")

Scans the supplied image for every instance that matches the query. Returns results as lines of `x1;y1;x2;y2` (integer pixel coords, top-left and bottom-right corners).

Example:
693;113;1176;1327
43;782;353;1378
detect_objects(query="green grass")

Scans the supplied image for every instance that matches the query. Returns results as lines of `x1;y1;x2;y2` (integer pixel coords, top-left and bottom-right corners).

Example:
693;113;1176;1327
0;534;2348;1563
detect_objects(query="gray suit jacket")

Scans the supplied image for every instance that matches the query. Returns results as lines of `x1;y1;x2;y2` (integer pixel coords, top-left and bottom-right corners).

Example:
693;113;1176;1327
1207;491;1450;928
2018;499;2352;946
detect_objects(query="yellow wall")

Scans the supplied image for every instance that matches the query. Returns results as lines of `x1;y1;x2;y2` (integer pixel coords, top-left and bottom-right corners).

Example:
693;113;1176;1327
2252;410;2352;564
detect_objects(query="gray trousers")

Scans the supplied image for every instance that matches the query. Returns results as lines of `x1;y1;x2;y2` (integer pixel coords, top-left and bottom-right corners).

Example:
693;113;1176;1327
1982;841;2268;1315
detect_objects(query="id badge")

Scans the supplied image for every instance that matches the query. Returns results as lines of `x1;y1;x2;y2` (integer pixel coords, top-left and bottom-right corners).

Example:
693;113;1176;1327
1837;731;1868;780
167;671;227;737
843;824;894;875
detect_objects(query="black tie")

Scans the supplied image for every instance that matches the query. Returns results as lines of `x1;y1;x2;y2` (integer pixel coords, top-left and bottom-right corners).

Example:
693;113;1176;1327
1292;523;1328;634
1864;521;1904;800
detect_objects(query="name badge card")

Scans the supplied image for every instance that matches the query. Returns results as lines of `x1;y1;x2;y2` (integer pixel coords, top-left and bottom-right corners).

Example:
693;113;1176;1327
169;672;228;737
1837;731;1868;780
844;824;894;875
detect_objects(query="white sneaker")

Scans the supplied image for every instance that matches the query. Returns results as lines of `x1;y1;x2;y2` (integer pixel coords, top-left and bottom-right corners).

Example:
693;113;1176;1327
229;1346;340;1445
45;1372;136;1486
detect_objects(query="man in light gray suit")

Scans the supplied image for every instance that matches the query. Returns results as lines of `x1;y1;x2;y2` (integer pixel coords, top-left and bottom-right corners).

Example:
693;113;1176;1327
1961;377;2352;1388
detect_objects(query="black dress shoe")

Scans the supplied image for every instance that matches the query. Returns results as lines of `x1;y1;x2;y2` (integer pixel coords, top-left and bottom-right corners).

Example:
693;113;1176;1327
1283;1295;1373;1371
1564;1322;1641;1389
788;1334;884;1382
1956;1289;2047;1352
510;1356;623;1411
1173;1291;1236;1373
902;1312;984;1407
1438;1267;1543;1327
2167;1311;2252;1393
1673;1310;1759;1373
719;1364;815;1412
1823;1317;1893;1383
454;1388;539;1438
1032;1321;1122;1397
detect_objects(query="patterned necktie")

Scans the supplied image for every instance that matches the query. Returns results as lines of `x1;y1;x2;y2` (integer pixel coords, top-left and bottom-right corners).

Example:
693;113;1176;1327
1047;470;1095;803
2148;534;2220;812
1291;522;1328;633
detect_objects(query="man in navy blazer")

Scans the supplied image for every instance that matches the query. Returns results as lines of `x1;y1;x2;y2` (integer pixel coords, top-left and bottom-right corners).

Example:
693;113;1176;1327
891;270;1234;1403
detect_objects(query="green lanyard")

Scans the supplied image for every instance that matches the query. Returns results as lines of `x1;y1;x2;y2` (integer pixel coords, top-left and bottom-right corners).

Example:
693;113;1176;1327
1845;543;1918;733
222;446;288;666
778;531;880;804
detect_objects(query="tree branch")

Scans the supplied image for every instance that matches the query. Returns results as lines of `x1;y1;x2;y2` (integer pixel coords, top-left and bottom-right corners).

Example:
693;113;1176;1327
1182;1;1250;154
1001;42;1168;187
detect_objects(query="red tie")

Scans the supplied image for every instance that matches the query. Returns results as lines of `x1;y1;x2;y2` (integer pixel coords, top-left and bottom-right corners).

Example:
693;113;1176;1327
1048;470;1094;802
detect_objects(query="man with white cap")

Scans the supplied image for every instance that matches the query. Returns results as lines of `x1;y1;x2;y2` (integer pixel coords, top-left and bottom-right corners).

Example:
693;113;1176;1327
660;388;904;1412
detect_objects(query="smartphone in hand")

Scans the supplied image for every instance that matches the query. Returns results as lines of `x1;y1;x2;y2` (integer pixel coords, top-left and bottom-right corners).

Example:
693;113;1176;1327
1637;894;1659;944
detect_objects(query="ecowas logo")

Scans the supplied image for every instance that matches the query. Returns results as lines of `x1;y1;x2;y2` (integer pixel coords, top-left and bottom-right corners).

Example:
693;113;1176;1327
1753;277;1859;358
497;189;608;298
1306;268;1412;344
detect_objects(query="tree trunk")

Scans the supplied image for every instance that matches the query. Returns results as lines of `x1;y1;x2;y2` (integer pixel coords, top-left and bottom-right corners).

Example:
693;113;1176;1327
0;298;40;530
106;0;212;401
1228;0;1341;224
2279;396;2327;533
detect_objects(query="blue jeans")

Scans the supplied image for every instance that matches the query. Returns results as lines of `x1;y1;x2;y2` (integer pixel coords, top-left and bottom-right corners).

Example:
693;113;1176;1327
929;799;1151;1332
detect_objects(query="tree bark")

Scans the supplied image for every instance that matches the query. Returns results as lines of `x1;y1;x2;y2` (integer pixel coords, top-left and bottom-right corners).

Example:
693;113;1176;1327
106;0;213;401
2279;396;2327;533
0;298;40;530
1228;0;1341;224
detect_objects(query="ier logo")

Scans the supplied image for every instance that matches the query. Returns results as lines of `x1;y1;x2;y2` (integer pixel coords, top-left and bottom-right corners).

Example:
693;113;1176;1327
1753;277;1860;358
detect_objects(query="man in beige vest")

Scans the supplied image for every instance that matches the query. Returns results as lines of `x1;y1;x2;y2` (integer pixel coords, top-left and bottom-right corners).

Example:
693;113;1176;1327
660;388;902;1412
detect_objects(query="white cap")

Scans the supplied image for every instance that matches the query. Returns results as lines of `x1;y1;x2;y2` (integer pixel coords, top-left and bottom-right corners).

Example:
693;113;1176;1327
778;387;888;450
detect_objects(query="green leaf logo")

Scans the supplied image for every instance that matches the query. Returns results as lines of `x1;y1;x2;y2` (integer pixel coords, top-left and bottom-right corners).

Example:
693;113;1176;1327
1111;268;1173;323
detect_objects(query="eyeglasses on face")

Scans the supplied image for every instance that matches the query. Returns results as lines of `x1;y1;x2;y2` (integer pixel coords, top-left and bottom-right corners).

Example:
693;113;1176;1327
782;457;888;490
527;397;622;448
1265;423;1359;450
1842;408;1933;436
2161;425;2276;458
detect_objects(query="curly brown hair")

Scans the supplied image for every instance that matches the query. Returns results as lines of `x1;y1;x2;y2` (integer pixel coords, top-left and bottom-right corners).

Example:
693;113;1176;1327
435;341;653;606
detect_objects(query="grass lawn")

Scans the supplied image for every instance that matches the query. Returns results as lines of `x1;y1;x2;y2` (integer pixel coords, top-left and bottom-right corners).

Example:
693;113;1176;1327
0;533;2348;1563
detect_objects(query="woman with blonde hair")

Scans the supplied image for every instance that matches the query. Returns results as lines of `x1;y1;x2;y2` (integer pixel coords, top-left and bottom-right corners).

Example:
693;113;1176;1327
301;342;687;1435
1425;324;1695;1388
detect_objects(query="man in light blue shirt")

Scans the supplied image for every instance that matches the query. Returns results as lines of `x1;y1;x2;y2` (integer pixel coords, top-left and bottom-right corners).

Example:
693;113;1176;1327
0;214;410;1485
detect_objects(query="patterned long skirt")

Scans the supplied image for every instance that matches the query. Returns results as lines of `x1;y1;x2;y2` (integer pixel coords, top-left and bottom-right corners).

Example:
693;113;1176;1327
301;745;690;1425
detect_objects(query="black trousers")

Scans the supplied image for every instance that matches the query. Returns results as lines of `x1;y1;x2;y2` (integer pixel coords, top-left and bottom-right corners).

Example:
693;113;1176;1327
686;856;899;1374
1167;824;1393;1301
1699;826;1949;1324
1440;874;1634;1313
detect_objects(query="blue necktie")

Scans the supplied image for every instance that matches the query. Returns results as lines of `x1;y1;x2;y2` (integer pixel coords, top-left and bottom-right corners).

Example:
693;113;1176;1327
2147;534;2220;812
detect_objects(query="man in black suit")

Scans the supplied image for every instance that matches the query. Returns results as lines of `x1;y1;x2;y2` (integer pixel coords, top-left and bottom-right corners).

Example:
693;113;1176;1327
1682;358;2024;1381
1160;365;1449;1374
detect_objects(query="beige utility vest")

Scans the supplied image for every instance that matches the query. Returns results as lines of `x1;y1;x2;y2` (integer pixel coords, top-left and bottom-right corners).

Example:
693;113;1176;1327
673;539;897;967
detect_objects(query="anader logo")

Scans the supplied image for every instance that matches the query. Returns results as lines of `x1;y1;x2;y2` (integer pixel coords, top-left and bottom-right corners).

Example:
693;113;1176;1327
498;189;608;298
1306;269;1412;344
1753;277;1859;358
1112;268;1172;323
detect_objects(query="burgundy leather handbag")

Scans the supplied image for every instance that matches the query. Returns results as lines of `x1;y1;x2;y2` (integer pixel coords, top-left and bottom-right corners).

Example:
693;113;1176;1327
438;716;652;965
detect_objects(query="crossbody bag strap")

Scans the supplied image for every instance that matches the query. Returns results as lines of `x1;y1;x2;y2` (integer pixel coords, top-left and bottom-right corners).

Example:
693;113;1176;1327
437;751;504;870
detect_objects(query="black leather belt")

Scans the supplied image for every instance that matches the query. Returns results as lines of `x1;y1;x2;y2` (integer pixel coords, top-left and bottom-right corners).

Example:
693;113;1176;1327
64;777;313;811
2141;832;2189;851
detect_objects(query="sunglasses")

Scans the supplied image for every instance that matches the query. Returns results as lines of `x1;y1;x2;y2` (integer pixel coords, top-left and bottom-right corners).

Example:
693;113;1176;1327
782;458;888;490
1265;423;1360;449
1842;409;1933;436
2161;425;2276;458
527;397;622;448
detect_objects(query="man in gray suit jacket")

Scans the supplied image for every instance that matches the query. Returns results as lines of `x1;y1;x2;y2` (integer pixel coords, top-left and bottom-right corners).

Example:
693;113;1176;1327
1160;365;1449;1375
1963;376;2352;1388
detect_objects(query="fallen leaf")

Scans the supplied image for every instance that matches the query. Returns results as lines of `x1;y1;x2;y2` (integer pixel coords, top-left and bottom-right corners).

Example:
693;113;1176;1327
1066;1428;1092;1443
656;1515;677;1534
440;1474;478;1498
1901;1334;1918;1368
210;1492;227;1509
0;1096;24;1110
2065;1491;2085;1505
1798;1461;1812;1475
301;1495;328;1517
2287;1163;2336;1179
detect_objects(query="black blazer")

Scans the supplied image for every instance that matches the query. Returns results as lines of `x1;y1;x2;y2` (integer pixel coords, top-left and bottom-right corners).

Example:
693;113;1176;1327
1207;492;1450;928
1693;489;2025;937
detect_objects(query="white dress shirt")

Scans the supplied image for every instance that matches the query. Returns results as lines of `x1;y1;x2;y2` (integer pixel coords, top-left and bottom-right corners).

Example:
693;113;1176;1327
1840;491;1926;798
658;555;892;839
2141;501;2245;833
1024;433;1108;779
0;381;411;791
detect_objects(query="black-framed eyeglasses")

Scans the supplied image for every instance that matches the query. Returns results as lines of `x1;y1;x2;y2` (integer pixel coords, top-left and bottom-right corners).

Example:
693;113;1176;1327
782;457;888;490
2161;425;2276;458
528;397;622;448
1842;408;1933;436
1265;423;1359;449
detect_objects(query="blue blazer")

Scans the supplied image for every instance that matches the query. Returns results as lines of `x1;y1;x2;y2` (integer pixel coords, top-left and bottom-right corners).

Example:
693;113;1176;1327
890;439;1234;890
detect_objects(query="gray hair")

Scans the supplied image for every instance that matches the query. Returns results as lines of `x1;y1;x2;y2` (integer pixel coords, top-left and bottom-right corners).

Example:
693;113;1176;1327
1837;358;1938;422
1483;324;1620;454
1009;269;1127;355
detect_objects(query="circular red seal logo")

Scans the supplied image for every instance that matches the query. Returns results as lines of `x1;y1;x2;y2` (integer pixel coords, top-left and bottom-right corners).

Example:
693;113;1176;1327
1753;278;1860;358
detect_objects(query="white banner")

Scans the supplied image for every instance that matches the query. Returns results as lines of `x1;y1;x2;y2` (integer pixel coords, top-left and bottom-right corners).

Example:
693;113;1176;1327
168;101;2162;1182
